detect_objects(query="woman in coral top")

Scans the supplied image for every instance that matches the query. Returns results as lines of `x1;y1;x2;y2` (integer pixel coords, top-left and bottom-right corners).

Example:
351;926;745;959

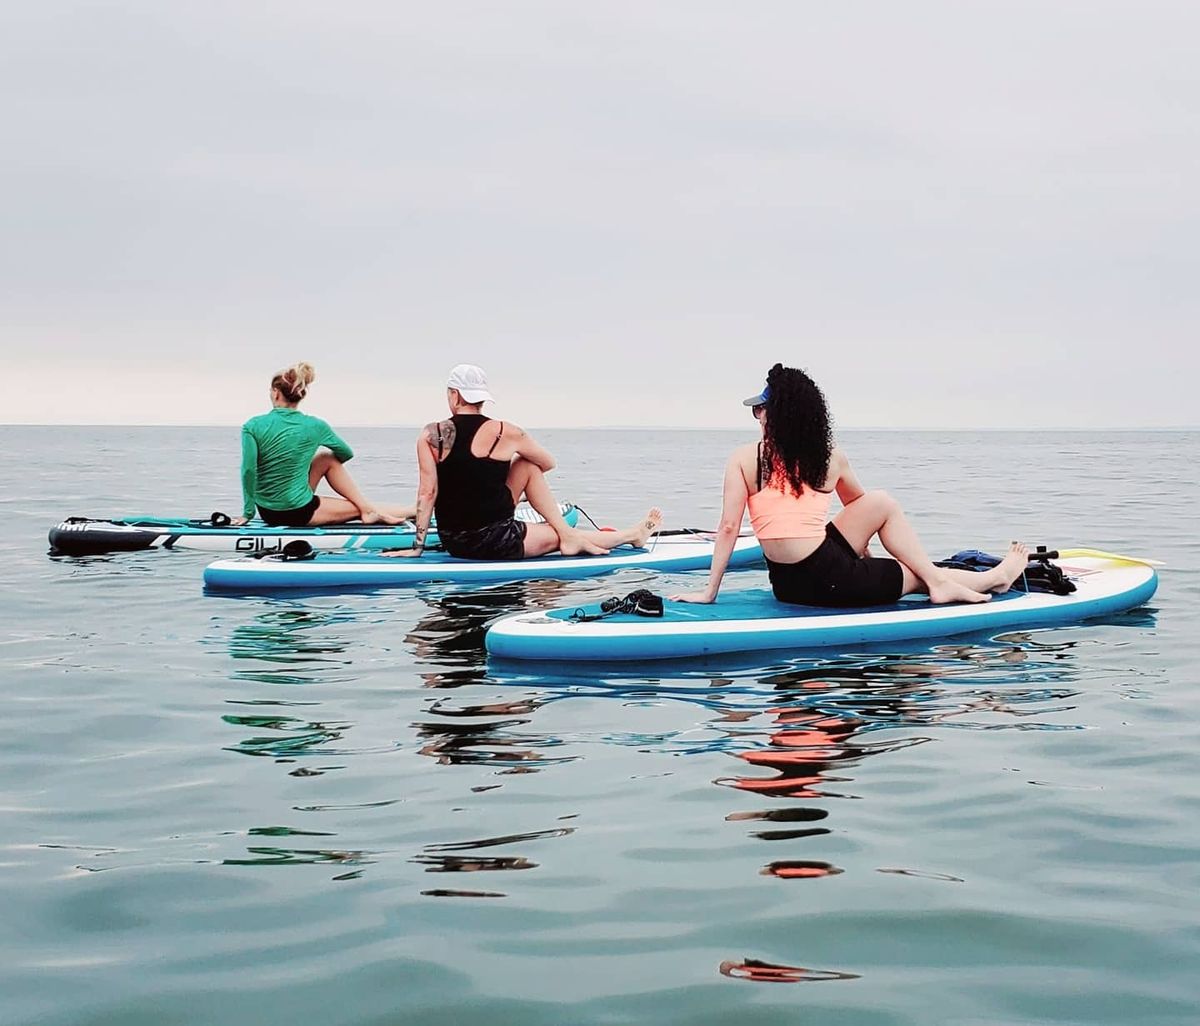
674;363;1028;607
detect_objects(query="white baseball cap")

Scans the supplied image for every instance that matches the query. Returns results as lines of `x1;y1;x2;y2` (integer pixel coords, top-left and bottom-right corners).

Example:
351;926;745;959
446;364;494;404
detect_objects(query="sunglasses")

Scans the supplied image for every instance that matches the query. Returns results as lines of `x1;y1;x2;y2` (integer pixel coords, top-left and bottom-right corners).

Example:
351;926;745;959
751;403;766;419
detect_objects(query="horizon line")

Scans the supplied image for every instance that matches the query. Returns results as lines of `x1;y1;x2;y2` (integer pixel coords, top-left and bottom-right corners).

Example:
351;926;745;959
3;423;1198;433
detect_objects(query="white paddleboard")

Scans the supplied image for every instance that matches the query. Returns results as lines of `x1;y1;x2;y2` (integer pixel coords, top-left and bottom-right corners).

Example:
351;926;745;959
204;533;764;592
486;553;1159;662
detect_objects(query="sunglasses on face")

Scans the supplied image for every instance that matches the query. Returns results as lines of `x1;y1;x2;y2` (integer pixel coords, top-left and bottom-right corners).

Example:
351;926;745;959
752;403;766;419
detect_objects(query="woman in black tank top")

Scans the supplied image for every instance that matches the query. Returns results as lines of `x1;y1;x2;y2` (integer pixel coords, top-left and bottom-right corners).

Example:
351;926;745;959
427;413;528;560
432;414;514;533
384;364;663;562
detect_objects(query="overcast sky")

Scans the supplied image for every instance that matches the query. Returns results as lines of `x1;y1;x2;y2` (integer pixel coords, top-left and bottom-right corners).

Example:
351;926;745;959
2;2;1196;428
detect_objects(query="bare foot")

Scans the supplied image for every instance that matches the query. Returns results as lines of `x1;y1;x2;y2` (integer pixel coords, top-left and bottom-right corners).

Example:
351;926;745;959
361;508;405;526
630;507;663;548
927;577;991;605
558;529;608;557
991;541;1030;594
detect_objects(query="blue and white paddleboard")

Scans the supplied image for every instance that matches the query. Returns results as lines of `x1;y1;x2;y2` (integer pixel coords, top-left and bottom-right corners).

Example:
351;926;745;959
49;503;575;556
485;551;1159;662
203;533;763;592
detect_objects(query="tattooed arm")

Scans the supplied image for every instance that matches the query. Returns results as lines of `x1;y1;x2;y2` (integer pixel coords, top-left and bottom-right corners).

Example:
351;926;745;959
505;423;555;472
383;422;444;558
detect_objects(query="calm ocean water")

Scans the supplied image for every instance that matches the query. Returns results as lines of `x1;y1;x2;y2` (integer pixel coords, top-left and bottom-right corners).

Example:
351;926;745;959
3;425;1198;1026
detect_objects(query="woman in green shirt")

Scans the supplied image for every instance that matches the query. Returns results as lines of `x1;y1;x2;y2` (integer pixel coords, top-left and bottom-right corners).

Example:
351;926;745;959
234;362;413;527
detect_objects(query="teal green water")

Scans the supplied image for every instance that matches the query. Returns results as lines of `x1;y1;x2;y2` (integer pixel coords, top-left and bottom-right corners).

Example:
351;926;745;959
4;428;1198;1024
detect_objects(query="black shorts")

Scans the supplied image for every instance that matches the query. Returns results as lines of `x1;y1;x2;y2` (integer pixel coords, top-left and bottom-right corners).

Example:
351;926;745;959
767;522;904;608
258;495;321;527
439;518;528;561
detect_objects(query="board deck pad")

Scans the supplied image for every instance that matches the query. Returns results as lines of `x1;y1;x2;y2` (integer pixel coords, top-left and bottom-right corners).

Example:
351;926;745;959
203;533;764;591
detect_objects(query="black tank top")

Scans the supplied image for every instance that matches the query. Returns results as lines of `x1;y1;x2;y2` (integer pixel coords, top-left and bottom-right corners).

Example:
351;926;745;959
433;414;515;532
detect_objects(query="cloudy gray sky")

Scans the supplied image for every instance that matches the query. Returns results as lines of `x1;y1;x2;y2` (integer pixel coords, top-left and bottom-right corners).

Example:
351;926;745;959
3;2;1196;428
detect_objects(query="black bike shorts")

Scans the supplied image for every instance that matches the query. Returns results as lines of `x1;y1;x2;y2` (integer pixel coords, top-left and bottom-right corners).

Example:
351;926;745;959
767;522;904;608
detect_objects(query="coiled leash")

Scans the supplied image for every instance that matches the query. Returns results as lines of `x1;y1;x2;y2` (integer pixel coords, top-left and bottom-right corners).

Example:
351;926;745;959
250;540;318;561
569;588;665;622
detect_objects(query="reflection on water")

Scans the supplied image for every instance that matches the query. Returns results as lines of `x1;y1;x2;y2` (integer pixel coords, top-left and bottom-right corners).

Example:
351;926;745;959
876;867;964;882
206;587;1156;980
224;606;357;686
413;713;574;772
718;709;928;802
221;712;351;760
727;806;831;842
223;846;373;873
474;632;1099;981
719;958;862;983
761;860;843;879
406;579;576;684
410;826;577;894
216;605;408;784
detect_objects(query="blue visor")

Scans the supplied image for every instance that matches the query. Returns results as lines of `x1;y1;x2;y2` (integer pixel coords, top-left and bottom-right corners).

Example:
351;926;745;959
742;383;769;406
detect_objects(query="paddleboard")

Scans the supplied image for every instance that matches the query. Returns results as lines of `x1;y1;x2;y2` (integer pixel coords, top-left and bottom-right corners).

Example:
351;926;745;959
485;552;1159;662
203;532;764;592
48;503;576;556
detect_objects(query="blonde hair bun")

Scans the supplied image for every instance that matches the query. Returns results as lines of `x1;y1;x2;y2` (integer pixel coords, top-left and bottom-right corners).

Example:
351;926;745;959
291;362;316;389
272;361;316;403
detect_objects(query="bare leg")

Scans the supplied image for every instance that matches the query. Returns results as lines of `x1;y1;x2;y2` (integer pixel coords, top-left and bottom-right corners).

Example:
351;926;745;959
519;523;569;558
305;496;369;526
893;542;1030;599
834;491;1012;605
308;452;414;525
507;458;662;557
505;459;578;539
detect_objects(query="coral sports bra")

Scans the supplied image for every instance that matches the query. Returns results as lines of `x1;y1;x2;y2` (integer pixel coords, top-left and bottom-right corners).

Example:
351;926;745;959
746;445;834;541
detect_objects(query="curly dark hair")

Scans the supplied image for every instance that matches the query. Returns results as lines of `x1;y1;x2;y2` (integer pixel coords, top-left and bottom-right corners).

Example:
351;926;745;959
759;363;833;496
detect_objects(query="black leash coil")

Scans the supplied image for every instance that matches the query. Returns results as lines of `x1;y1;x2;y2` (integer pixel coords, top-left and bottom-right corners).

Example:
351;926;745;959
570;589;664;622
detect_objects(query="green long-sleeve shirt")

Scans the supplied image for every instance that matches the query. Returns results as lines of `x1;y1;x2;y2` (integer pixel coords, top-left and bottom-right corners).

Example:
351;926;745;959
241;407;354;517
